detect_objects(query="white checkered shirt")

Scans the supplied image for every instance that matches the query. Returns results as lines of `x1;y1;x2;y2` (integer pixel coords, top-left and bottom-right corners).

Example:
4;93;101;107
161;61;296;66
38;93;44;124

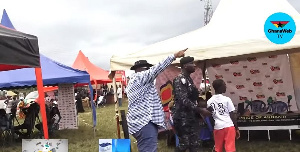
126;55;175;134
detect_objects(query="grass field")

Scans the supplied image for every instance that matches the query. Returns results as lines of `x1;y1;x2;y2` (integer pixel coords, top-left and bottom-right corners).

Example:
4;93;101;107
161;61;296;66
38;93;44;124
1;100;300;152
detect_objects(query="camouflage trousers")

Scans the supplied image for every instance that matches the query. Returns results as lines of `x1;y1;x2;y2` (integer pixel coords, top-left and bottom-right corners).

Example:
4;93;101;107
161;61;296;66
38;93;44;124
174;123;201;152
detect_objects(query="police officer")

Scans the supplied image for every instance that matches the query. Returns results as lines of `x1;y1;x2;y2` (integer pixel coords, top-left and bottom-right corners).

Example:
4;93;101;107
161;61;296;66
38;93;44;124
172;56;211;152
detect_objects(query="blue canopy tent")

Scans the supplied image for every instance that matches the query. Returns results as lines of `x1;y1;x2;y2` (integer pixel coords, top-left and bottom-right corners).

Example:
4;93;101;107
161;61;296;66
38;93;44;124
0;9;97;134
0;54;97;129
0;54;90;88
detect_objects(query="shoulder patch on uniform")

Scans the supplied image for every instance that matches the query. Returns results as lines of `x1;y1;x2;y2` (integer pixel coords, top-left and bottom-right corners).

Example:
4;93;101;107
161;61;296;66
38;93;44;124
181;78;186;84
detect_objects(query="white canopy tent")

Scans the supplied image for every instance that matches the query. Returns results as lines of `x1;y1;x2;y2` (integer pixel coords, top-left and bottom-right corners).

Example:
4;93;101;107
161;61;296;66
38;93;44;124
110;0;300;108
110;0;300;71
109;0;300;137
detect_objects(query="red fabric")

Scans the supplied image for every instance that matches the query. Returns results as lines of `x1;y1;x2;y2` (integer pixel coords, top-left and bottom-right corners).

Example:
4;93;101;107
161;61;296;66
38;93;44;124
0;64;30;71
213;126;236;152
74;83;89;87
0;24;16;30
72;50;122;83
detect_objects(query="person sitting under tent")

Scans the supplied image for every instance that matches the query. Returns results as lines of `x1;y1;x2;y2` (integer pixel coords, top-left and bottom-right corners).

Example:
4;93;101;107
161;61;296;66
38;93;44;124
35;101;61;135
14;101;40;139
49;101;62;130
0;108;10;132
97;95;106;108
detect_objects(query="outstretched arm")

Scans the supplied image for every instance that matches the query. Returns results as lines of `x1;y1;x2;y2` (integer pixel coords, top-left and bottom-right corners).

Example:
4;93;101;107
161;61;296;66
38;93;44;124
139;48;188;85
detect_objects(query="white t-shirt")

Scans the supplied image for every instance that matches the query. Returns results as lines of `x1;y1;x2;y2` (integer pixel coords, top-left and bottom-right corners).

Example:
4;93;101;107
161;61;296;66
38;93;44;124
207;94;235;130
5;100;13;114
117;88;122;99
0;100;6;110
200;83;210;92
98;96;104;104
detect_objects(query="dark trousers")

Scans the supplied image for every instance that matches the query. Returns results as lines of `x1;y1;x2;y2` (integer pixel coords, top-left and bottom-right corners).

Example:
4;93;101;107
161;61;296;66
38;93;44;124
14;123;32;137
174;121;201;152
133;122;158;152
118;98;122;107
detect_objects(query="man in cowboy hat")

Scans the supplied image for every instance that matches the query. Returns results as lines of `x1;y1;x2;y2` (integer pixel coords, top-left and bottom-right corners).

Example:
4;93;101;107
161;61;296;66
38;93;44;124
126;48;187;152
172;56;211;152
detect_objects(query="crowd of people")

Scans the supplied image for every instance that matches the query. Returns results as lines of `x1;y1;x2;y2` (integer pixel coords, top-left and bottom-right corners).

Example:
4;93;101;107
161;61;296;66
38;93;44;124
75;84;126;111
0;91;62;141
126;48;239;152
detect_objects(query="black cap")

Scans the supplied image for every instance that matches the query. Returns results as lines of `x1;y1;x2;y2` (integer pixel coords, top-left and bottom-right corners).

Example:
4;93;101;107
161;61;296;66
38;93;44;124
130;60;153;70
180;56;194;65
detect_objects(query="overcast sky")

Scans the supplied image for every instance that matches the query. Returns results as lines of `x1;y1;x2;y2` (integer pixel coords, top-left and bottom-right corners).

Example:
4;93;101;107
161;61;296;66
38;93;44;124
1;0;299;70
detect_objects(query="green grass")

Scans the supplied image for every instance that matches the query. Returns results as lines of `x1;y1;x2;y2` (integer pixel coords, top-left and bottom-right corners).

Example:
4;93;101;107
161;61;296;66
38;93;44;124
1;100;300;152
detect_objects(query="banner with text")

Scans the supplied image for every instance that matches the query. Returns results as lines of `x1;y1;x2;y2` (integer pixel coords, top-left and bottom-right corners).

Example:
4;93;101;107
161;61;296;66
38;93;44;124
207;54;297;111
58;84;78;129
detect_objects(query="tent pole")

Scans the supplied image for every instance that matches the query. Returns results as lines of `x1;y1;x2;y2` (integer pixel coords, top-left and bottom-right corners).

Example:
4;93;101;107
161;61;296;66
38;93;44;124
35;67;49;139
112;71;121;138
94;80;98;104
202;61;207;98
93;127;96;138
88;81;97;138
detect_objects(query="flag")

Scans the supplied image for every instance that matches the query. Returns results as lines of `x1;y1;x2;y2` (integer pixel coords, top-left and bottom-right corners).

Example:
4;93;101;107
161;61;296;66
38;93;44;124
1;9;16;29
89;82;97;127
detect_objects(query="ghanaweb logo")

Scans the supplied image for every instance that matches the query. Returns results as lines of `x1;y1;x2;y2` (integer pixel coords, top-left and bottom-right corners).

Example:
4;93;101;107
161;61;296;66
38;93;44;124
270;21;289;28
264;12;296;44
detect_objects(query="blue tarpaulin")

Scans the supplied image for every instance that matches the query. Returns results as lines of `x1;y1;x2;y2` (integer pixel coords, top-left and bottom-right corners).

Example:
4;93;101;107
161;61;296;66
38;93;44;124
1;9;15;29
0;54;90;88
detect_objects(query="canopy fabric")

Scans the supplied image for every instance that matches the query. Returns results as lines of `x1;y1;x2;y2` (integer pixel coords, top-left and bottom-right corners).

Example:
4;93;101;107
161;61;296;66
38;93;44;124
0;54;90;88
73;50;121;83
1;9;15;30
110;0;300;71
6;91;16;96
0;24;40;71
0;10;50;139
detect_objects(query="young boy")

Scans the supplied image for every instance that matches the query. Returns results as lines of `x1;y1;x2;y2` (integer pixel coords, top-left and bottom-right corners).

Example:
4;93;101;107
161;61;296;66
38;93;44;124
207;79;240;152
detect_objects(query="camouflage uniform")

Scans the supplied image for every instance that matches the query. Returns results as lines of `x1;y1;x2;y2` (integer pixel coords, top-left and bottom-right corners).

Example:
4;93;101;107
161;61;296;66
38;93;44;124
172;73;201;152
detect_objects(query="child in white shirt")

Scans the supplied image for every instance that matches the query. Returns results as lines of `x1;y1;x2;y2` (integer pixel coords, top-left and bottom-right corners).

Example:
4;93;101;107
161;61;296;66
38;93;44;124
207;79;240;152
